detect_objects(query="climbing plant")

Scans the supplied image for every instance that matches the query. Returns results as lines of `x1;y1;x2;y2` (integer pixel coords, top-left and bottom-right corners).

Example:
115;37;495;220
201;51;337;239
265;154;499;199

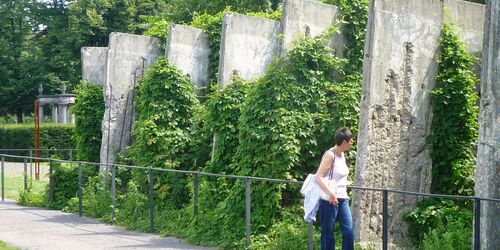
428;23;478;196
204;77;252;174
322;0;369;74
209;29;358;246
72;81;104;164
190;9;231;86
126;57;202;208
405;23;479;248
190;7;282;92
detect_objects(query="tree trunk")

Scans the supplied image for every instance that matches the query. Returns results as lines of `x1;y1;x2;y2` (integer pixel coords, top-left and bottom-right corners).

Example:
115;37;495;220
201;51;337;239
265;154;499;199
16;108;23;123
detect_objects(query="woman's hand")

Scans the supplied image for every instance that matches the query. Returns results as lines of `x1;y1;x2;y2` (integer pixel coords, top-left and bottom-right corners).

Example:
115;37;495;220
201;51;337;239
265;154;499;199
328;193;338;205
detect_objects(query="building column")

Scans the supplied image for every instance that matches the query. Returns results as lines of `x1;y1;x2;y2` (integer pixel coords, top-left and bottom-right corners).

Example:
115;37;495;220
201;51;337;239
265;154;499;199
59;104;67;124
38;104;44;123
51;104;58;123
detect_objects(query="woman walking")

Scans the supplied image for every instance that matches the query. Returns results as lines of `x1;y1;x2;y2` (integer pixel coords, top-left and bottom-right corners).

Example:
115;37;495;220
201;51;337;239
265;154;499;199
315;127;354;250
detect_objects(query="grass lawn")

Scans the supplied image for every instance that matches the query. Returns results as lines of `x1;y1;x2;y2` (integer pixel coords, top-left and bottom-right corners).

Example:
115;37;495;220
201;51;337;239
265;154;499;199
1;176;48;200
0;241;19;250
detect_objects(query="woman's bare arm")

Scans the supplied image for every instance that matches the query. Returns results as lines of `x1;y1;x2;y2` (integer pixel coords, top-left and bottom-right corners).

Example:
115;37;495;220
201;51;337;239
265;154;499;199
316;151;338;204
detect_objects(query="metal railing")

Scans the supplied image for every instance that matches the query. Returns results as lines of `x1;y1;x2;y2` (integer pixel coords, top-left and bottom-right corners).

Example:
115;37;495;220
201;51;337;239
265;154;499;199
0;149;75;178
0;153;498;250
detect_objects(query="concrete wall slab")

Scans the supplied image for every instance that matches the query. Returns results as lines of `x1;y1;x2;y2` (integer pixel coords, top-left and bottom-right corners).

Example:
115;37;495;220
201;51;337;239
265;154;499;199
100;33;161;169
166;24;210;95
218;13;280;87
81;47;107;85
475;0;500;248
353;0;485;247
280;0;344;57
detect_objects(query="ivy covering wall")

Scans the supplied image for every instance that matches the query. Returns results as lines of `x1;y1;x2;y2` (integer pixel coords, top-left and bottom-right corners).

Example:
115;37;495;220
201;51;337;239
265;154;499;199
405;23;479;248
72;81;104;163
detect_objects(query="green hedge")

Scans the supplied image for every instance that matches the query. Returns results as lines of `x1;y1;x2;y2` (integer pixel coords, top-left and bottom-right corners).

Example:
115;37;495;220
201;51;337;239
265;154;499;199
0;123;75;159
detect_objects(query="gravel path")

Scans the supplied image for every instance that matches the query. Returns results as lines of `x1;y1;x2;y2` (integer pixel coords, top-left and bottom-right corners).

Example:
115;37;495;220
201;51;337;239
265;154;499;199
0;200;217;250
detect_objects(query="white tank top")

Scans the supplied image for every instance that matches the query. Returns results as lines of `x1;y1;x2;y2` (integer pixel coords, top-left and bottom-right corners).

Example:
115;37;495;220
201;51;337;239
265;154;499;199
323;150;349;199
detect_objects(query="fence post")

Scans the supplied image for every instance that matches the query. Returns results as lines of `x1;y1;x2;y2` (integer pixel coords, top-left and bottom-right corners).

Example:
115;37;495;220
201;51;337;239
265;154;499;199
69;149;73;161
474;198;481;250
308;221;313;250
193;173;198;223
149;169;155;233
245;177;251;249
49;160;54;202
111;165;116;224
23;158;28;191
382;190;388;250
29;149;33;178
1;156;4;201
78;162;83;217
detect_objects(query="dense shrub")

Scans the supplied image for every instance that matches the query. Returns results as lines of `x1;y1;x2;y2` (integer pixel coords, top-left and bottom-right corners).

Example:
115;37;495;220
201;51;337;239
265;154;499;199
0;123;75;159
125;57;205;209
63;175;112;220
46;161;78;209
404;198;473;244
72;81;104;164
419;219;472;250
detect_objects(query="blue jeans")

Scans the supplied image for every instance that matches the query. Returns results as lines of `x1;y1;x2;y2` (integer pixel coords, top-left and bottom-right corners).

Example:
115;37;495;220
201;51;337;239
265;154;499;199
319;198;354;250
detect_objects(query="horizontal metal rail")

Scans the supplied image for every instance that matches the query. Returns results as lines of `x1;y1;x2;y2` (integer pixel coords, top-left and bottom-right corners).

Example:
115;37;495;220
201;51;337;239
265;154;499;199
0;149;75;151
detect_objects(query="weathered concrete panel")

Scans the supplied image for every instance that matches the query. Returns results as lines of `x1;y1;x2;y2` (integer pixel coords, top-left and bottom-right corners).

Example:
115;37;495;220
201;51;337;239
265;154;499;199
444;0;485;74
81;47;107;85
100;33;161;169
280;0;344;57
475;0;500;249
166;24;210;95
218;13;280;87
353;0;485;247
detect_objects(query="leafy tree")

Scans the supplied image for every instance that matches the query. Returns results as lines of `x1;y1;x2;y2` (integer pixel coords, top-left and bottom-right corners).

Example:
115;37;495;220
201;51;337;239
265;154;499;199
0;0;60;122
164;0;280;24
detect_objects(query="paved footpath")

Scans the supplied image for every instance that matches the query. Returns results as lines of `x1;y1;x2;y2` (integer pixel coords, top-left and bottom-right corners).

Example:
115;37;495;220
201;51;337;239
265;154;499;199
0;200;216;250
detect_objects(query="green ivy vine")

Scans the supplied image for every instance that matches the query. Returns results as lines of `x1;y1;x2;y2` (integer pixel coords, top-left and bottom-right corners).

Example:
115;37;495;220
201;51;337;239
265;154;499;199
126;57;203;208
429;23;478;196
72;81;104;165
405;23;479;248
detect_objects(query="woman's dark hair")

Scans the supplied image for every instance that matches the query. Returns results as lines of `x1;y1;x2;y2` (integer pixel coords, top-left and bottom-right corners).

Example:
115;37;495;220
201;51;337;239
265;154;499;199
334;127;352;146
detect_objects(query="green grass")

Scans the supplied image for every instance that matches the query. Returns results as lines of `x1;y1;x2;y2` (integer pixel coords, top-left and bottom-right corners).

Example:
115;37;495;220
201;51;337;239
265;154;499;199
0;240;19;250
1;176;48;200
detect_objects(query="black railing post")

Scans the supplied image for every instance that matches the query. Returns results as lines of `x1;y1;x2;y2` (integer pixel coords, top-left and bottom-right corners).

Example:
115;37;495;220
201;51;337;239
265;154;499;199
382;190;388;250
193;173;198;223
111;165;116;224
23;157;27;191
29;149;32;178
49;160;54;202
78;162;83;217
1;155;4;201
245;177;251;249
474;198;481;250
308;221;313;250
149;169;155;233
